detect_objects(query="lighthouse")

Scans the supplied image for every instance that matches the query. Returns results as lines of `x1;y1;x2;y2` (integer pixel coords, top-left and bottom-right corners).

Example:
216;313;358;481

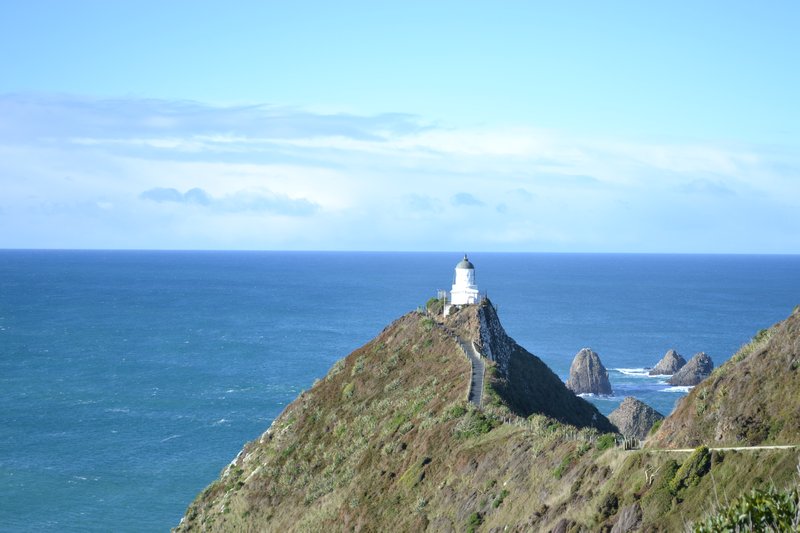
450;254;480;305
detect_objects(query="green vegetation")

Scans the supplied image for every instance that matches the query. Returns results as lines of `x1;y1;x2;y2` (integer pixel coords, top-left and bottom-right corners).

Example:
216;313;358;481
695;485;800;532
425;296;444;316
177;303;800;533
650;307;800;448
669;446;711;497
341;381;354;399
466;511;483;533
493;489;510;508
595;433;616;451
454;408;497;439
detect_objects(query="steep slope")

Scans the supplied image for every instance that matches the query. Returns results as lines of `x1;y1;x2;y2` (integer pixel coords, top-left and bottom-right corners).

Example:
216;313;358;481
177;304;800;532
650;306;800;448
444;301;615;432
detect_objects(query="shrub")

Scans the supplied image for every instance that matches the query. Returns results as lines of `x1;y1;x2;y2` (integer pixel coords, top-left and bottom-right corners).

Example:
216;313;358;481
426;297;444;315
595;433;617;451
466;512;483;533
669;446;711;495
342;382;355;399
695;485;800;532
445;403;468;420
454;410;496;439
493;489;509;508
553;453;575;480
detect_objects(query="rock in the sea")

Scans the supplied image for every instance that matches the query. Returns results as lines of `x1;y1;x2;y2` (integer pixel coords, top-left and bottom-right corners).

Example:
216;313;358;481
566;348;613;395
667;352;714;386
608;397;665;440
649;349;686;375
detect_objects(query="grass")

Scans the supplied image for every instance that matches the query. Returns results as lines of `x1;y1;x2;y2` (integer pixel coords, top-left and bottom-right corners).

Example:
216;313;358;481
177;304;800;533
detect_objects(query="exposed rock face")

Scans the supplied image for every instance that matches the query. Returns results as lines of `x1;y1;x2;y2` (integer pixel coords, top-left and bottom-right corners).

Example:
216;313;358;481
476;300;515;375
667;352;714;386
608;397;665;440
565;348;613;395
445;301;614;431
649;349;686;375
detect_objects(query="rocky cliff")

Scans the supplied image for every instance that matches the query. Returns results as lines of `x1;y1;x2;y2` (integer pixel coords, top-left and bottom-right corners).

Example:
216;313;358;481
608;397;664;440
176;304;800;532
565;348;613;395
667;352;714;386
649;349;686;375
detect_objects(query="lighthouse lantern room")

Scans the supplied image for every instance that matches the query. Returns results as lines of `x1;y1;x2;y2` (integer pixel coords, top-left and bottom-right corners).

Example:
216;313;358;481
449;254;479;306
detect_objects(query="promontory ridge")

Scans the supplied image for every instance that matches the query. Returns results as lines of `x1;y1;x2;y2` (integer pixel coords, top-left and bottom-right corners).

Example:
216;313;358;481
176;257;800;532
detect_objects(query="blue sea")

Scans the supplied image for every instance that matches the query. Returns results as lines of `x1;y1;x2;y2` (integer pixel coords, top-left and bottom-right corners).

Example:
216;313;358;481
1;251;799;531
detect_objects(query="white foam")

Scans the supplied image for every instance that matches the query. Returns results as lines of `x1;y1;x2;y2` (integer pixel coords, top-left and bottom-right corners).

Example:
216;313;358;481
160;434;181;443
614;368;652;377
662;386;693;393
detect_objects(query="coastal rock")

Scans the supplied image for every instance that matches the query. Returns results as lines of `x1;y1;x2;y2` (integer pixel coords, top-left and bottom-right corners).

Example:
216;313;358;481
667;352;714;386
565;348;613;395
608;397;665;440
648;349;686;375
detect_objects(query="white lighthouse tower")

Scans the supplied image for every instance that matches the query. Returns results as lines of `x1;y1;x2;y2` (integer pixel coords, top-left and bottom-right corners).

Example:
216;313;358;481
450;254;479;306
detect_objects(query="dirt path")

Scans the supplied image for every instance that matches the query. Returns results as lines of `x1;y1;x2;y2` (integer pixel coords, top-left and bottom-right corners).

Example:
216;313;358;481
654;444;799;453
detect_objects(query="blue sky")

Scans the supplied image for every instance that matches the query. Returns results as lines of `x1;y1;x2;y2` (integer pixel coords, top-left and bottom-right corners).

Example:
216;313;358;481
1;1;799;252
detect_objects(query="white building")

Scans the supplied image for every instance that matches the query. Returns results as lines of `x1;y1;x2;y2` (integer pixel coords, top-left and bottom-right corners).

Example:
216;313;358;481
450;254;479;305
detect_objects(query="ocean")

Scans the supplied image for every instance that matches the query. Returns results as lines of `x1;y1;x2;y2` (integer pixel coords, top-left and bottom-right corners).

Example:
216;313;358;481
1;251;798;531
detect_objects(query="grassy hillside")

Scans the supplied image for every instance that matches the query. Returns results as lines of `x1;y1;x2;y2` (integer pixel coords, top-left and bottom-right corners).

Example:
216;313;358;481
176;305;800;532
649;305;800;448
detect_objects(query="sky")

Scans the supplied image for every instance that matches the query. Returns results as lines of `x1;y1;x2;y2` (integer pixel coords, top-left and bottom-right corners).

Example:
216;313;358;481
1;1;799;252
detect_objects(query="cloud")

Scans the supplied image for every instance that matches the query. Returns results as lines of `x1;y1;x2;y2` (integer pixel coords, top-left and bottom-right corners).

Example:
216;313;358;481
450;192;484;207
140;187;186;203
1;92;799;252
508;188;535;201
0;93;427;147
139;186;318;216
405;194;441;213
678;179;736;197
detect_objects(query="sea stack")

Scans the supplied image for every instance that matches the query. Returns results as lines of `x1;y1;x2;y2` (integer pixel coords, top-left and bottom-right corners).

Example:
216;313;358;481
608;397;665;439
667;352;714;386
566;348;613;395
648;349;686;375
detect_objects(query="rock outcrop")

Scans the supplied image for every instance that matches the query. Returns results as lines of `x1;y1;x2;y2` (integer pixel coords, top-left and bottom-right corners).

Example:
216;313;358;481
667;352;713;386
444;301;614;429
608;397;664;439
565;348;613;395
649;349;686;375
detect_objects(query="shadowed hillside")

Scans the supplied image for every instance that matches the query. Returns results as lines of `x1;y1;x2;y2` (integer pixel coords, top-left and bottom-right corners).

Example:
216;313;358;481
442;300;614;431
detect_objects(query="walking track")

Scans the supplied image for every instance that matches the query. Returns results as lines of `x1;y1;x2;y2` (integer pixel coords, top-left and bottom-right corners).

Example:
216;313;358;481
456;337;485;408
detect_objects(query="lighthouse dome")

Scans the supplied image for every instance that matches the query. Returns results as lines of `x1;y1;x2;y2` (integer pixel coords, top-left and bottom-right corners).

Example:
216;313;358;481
456;255;474;270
